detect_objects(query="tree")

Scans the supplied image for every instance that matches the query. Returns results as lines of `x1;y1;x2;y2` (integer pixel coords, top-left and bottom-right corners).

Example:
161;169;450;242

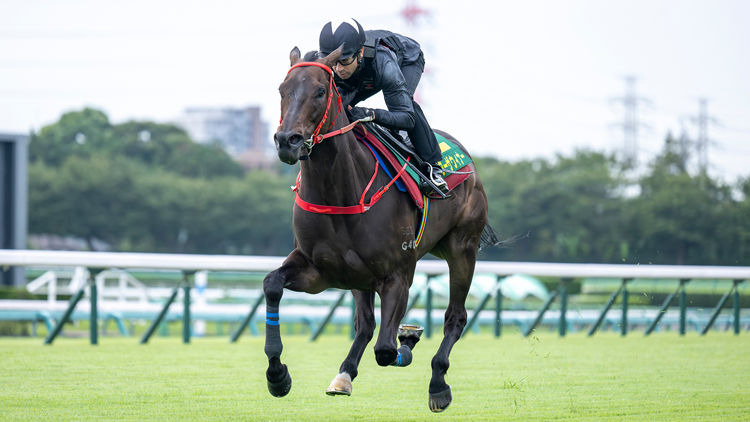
624;134;736;264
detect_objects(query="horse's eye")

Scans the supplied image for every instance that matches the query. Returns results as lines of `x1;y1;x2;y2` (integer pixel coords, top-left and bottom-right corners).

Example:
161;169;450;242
317;88;326;98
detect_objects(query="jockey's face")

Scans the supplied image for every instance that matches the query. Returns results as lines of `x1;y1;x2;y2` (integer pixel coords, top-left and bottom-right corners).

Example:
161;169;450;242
333;47;363;80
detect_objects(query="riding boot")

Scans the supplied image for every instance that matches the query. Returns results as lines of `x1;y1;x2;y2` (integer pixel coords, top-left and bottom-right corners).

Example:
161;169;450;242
420;163;449;197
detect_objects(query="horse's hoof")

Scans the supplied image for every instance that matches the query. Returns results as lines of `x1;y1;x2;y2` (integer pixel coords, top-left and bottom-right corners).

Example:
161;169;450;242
398;324;424;341
428;386;452;413
325;373;352;396
267;366;292;397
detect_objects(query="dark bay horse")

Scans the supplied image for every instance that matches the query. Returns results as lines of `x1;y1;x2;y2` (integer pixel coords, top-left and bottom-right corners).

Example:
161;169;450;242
264;45;492;412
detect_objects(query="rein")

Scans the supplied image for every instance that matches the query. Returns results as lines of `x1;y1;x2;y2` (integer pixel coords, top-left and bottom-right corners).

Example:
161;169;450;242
285;61;407;215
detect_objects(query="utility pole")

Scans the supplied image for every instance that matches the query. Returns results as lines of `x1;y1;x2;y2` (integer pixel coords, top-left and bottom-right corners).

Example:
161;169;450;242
690;98;719;174
610;76;650;168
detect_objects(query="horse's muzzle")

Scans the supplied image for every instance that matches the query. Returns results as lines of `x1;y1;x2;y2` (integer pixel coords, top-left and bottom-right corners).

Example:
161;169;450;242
274;131;305;165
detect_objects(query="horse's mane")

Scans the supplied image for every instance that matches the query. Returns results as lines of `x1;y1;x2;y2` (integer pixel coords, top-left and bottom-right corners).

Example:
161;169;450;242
303;51;320;61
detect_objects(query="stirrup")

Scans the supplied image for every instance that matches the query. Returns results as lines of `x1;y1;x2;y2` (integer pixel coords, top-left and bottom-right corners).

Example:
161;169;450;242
428;164;450;197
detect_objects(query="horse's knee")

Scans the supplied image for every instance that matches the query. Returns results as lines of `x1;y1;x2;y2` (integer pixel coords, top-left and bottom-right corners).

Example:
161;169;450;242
355;318;376;340
263;271;284;304
374;346;398;367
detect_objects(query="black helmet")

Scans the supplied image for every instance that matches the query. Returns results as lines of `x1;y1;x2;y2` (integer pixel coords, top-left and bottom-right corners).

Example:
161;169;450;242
319;18;366;58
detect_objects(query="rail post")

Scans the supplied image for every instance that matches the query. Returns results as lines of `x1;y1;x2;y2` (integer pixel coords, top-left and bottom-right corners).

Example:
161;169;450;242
425;286;433;339
140;282;181;344
645;279;688;336
350;292;356;340
182;271;194;344
402;289;422;323
734;280;743;335
679;279;688;336
701;285;733;335
587;281;625;337
230;294;264;343
88;269;103;345
494;277;502;338
621;279;629;336
523;290;559;337
462;290;493;338
43;282;87;345
310;290;347;341
559;278;571;337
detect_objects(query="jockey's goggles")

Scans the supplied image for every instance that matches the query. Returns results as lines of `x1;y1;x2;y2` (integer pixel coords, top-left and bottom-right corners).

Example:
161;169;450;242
337;53;358;67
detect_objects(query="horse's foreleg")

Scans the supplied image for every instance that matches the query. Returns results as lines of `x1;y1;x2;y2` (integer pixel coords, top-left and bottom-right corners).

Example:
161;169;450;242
263;268;292;397
263;251;324;397
326;290;375;396
373;272;411;367
428;242;477;412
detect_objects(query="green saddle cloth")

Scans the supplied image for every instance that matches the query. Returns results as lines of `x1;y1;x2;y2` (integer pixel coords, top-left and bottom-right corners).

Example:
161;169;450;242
390;132;473;185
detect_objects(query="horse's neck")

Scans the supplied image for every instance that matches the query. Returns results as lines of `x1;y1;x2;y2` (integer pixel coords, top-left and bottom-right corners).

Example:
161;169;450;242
300;114;373;205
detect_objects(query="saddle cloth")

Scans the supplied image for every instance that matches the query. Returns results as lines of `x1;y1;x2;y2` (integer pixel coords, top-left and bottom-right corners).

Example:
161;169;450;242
354;125;472;210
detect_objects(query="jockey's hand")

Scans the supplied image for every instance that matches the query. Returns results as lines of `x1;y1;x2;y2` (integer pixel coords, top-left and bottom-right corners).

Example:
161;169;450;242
348;106;375;122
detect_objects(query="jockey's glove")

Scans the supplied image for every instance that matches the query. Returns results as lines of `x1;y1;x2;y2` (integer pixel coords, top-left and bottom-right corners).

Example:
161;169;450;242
348;107;376;122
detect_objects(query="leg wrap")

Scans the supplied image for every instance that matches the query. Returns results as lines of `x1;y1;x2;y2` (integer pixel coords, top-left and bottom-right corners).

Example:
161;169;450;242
389;345;413;367
264;305;283;359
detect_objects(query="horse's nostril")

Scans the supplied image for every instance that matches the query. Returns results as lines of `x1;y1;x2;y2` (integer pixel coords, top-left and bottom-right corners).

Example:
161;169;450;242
289;135;304;146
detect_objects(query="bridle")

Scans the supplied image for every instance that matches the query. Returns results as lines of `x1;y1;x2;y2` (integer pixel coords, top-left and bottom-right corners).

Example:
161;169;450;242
282;62;360;154
281;61;408;215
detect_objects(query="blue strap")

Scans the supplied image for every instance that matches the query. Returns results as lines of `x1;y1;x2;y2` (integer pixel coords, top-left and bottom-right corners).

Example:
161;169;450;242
359;137;407;193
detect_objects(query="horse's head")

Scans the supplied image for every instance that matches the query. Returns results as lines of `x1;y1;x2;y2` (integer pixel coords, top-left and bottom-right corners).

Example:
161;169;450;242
274;46;345;165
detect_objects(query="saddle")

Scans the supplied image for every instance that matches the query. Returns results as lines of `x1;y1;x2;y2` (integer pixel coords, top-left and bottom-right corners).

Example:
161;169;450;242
354;124;473;210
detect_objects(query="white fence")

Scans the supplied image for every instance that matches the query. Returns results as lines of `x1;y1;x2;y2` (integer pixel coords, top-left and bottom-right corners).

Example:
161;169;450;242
1;249;748;341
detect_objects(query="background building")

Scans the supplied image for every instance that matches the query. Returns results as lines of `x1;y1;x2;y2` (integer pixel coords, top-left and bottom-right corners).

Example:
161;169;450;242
178;106;275;170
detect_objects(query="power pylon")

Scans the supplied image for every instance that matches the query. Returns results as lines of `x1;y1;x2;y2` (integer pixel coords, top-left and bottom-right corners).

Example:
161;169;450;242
610;76;651;168
690;98;719;174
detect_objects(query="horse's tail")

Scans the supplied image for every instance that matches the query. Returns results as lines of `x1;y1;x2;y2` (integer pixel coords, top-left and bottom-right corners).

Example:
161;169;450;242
478;223;528;251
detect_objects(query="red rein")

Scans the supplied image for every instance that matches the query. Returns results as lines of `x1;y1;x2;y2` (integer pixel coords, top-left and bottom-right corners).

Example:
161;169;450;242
284;61;409;215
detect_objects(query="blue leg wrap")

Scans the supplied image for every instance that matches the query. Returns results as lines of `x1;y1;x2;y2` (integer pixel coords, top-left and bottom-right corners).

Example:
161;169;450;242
389;345;413;367
264;306;283;359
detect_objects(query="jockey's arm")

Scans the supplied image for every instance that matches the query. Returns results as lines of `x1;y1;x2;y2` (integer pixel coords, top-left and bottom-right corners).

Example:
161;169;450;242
371;59;416;131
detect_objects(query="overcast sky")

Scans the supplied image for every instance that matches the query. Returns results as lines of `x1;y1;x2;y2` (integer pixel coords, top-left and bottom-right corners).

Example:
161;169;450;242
2;0;749;182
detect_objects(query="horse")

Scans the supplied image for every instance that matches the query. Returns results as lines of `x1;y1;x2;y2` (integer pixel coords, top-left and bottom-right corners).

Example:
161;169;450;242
264;45;494;413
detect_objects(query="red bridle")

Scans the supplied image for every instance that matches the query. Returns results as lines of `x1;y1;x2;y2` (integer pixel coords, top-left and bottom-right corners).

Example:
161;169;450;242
281;61;409;214
282;62;359;152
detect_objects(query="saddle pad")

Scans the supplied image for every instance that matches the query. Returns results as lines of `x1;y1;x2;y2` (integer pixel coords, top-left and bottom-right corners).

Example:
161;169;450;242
355;126;472;210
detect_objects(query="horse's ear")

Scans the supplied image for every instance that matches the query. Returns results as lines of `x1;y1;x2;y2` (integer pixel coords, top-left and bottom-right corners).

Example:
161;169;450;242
320;44;344;68
290;47;302;67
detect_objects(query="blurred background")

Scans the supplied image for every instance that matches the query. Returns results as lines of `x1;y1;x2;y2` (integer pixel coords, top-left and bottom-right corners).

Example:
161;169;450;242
2;0;749;265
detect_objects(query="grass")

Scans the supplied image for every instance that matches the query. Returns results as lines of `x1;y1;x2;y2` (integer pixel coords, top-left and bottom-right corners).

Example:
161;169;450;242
1;331;748;421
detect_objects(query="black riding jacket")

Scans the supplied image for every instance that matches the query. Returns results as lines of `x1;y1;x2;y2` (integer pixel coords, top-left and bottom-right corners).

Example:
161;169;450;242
334;31;422;131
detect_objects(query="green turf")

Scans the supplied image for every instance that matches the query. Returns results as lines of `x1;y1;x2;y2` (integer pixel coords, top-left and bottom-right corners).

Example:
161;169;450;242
1;332;748;421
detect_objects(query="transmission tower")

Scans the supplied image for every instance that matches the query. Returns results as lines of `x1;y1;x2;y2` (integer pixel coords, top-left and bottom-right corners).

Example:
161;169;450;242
399;0;432;106
610;76;650;168
690;98;719;174
677;120;691;172
400;0;430;26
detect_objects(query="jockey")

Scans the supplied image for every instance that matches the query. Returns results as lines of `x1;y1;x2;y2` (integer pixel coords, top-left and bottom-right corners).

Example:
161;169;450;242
319;18;449;197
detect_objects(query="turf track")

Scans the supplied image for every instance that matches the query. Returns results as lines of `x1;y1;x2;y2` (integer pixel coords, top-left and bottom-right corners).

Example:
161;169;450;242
1;332;748;421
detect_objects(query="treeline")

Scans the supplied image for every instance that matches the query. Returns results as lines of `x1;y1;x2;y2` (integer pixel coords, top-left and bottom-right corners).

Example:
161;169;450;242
29;108;295;255
27;108;750;264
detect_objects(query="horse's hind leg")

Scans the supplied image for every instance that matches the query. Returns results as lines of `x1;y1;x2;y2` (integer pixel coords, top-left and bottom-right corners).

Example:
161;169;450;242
326;290;376;396
428;238;478;412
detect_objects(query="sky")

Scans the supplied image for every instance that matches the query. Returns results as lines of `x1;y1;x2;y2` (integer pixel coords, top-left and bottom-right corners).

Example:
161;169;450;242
2;0;749;183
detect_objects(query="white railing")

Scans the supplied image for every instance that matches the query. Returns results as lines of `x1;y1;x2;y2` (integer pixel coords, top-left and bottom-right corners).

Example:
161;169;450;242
2;249;750;280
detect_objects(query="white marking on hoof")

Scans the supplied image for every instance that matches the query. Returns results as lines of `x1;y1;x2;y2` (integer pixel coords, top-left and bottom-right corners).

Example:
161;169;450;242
325;373;352;396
